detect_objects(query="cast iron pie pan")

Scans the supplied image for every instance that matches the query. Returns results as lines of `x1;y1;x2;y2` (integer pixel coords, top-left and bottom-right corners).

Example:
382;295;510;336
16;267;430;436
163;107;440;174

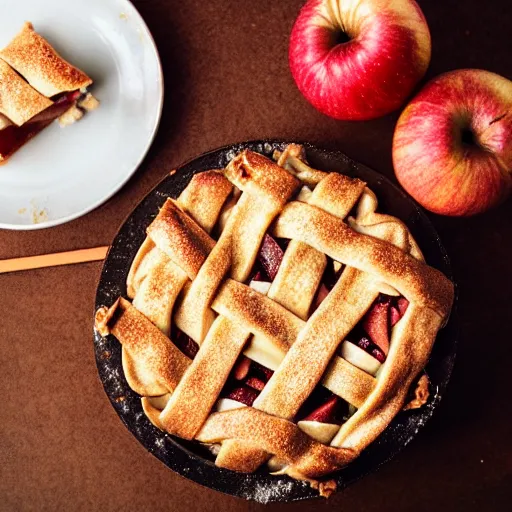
93;140;458;503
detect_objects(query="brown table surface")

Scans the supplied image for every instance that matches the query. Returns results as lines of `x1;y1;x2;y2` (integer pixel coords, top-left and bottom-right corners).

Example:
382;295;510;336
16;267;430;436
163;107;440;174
1;0;511;510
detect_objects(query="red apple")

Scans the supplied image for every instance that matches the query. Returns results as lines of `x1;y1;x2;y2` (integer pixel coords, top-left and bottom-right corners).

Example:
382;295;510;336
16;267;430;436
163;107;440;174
289;0;431;120
393;70;512;216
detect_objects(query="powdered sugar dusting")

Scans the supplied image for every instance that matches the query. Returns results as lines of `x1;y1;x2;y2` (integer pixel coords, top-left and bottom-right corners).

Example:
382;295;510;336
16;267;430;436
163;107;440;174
250;478;297;504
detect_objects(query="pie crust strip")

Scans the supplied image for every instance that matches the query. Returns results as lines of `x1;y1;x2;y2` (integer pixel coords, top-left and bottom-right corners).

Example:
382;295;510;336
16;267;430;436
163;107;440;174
95;298;191;396
176;170;233;234
196;407;355;478
132;254;188;337
159;316;251;439
0;22;92;97
272;201;453;316
147;199;215;280
0;59;52;126
331;303;442;449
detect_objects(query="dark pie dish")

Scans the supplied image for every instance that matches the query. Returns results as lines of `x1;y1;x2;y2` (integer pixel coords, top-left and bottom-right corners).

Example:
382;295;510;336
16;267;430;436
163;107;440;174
93;140;457;503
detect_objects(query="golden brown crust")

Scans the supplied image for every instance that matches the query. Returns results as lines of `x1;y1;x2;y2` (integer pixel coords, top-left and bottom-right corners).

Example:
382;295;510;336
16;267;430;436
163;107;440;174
132;253;188;336
0;22;92;97
349;187;425;274
403;373;430;410
268;240;326;320
177;170;233;233
312;479;337;498
126;238;158;299
94;298;120;337
159;316;250;439
0;59;52;126
272;201;453;317
215;440;269;472
225;150;299;204
309;173;366;217
196;407;355;478
331;304;442;450
275;144;327;186
212;279;304;352
322;351;377;408
95;298;191;396
147;199;215;280
94;145;454;486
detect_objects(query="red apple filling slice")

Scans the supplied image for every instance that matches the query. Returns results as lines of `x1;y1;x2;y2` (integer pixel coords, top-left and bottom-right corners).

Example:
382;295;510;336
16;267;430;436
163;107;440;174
293;392;345;444
298;414;341;444
0;120;54;164
301;395;342;423
225;385;260;406
219;358;274;408
0;90;97;163
172;327;200;359
362;298;391;355
340;295;409;371
232;356;251;380
245;234;286;295
359;295;410;357
246;377;266;391
256;234;285;281
310;258;344;313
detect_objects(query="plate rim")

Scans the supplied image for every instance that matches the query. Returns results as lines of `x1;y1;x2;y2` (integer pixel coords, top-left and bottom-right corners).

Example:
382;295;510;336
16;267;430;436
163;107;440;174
93;139;458;503
0;0;164;231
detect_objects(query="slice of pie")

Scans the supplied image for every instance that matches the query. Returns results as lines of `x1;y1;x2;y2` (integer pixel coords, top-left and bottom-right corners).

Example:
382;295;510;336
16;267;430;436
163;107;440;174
95;144;454;497
0;22;99;164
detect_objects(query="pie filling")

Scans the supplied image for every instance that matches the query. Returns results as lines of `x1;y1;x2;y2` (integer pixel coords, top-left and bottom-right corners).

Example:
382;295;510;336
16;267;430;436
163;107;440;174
0;90;95;162
0;120;53;164
95;144;454;494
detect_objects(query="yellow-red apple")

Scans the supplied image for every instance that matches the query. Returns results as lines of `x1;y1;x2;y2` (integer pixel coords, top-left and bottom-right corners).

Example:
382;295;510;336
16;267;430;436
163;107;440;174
393;69;512;216
289;0;431;120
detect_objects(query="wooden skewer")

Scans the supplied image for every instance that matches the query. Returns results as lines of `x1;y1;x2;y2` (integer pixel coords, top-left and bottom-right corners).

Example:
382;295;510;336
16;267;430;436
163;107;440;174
0;246;109;274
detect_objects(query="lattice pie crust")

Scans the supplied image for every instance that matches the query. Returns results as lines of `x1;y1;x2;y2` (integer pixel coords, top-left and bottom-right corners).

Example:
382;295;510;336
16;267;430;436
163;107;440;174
96;145;453;492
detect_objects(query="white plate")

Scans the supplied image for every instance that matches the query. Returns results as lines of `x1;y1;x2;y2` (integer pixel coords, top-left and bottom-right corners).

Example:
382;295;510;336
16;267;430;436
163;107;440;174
0;0;163;230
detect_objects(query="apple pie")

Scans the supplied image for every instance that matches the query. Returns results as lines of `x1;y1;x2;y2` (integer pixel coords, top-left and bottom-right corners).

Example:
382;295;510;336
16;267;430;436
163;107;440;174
95;145;454;496
0;22;99;163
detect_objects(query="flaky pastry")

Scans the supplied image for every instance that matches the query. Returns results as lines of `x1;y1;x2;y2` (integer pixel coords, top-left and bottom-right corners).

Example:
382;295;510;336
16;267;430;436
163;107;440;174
95;145;454;494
